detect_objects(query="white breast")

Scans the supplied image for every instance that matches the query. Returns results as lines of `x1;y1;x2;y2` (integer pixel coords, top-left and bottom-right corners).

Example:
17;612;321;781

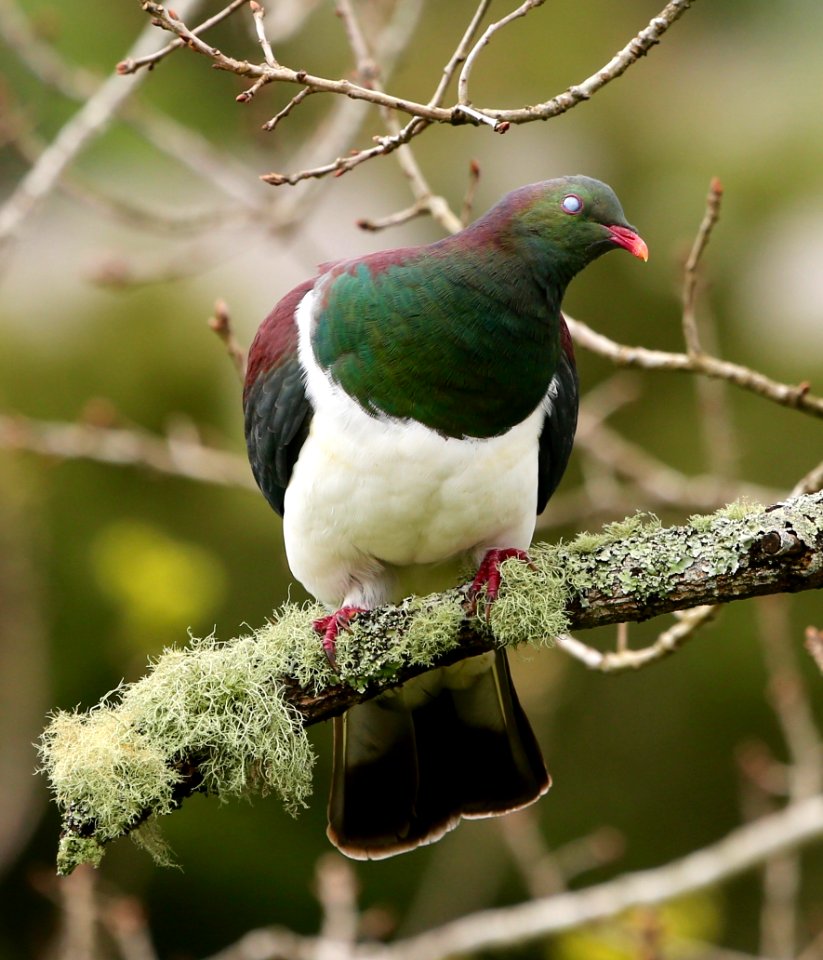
283;288;543;608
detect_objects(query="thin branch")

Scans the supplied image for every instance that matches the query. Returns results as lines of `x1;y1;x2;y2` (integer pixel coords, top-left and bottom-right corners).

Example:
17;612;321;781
460;159;482;227
792;461;823;497
555;604;718;673
574;416;780;509
357;200;429;233
755;596;822;957
261;86;315;132
501;811;623;897
565;315;823;419
481;0;697;123
457;0;545;105
207;300;247;382
116;0;251;75
249;1;279;68
335;0;463;234
0;413;254;491
261;0;426;227
682;176;724;356
758;599;823;801
428;0;493;108
804;627;823;675
315;856;360;950
101;896;161;960
373;796;823;959
139;0;696;175
195;798;823;959
0;0;205;261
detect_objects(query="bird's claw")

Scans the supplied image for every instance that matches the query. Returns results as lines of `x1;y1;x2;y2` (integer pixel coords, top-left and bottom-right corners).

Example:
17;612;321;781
466;548;533;618
312;606;365;671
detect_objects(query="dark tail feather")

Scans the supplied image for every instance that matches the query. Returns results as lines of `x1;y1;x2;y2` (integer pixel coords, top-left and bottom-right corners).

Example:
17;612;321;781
327;651;549;860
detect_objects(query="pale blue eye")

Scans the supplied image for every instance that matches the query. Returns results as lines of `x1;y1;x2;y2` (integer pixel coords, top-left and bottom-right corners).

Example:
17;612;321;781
561;194;583;214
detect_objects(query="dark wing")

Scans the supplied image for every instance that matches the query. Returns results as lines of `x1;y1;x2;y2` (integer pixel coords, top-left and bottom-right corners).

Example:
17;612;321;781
536;318;579;514
243;280;315;517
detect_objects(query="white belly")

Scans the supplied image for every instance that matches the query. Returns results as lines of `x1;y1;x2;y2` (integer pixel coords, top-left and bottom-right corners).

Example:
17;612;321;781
283;403;541;607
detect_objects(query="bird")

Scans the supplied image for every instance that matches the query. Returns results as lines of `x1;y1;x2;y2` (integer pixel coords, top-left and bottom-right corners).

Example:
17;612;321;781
243;175;647;859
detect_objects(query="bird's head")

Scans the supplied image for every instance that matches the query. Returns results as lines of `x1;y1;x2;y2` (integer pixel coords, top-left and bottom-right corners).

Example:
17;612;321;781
502;175;648;285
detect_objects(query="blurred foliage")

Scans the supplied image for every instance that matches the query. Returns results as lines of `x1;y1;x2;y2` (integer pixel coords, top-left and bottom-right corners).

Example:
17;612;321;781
1;0;822;958
90;519;226;651
555;894;723;960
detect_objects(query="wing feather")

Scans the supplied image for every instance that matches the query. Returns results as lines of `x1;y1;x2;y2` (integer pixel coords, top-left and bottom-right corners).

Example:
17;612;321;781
243;280;315;516
536;319;579;514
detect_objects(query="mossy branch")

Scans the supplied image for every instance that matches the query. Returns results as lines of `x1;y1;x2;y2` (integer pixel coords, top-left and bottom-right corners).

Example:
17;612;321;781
40;493;823;874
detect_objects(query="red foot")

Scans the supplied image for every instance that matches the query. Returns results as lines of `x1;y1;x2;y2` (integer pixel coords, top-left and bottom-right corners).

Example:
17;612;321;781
313;606;365;670
467;548;533;616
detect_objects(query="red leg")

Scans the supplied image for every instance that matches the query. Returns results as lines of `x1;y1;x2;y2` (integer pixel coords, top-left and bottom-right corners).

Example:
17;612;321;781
313;605;365;670
467;548;533;615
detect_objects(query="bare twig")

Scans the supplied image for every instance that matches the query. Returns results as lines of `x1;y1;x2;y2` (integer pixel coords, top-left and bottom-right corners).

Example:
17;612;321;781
572;371;780;506
139;0;695;181
481;0;697;124
315;856;360;952
151;797;823;959
682;177;724;356
502;810;623;897
0;413;254;491
758;600;823;801
208;300;247;381
117;0;251;75
754;597;823;958
460;159;482;227
368;795;823;960
565;315;823;419
555;605;718;673
357;200;428;232
805;627;823;675
428;0;493;108
249;1;279;68
261;86;315;132
0;0;205;260
55;866;98;960
101;896;161;960
262;0;426;228
335;0;463;234
457;0;545;106
792;461;823;497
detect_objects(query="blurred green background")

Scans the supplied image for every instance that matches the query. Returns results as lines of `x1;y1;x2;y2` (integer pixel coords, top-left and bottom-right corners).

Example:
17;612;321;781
1;0;822;956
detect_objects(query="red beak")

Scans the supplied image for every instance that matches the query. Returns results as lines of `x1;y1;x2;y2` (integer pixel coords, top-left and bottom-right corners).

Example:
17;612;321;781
608;225;649;262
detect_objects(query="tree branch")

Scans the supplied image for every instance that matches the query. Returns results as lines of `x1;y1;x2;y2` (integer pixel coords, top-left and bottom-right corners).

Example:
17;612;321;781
0;0;206;260
139;0;695;184
566;315;823;419
366;794;823;960
39;493;823;874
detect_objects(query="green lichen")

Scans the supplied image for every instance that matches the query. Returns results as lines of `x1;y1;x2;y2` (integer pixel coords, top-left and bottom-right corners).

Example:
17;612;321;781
689;497;764;531
565;511;662;555
335;593;466;691
40;603;329;875
56;836;105;876
42;494;816;876
490;548;570;646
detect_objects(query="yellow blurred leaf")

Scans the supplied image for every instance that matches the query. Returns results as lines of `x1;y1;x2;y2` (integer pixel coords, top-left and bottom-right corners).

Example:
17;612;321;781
91;520;226;643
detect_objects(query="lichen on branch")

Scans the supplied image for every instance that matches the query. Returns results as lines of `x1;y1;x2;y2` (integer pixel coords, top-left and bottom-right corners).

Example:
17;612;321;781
39;493;823;875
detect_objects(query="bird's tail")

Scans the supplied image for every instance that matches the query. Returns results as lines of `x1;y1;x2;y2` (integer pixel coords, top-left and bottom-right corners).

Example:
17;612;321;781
327;650;549;859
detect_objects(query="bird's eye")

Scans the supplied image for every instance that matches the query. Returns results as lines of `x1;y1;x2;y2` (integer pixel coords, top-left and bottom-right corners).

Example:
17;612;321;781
561;194;584;215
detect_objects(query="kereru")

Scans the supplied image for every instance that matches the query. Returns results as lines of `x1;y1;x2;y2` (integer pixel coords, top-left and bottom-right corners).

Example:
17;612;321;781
243;175;647;859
